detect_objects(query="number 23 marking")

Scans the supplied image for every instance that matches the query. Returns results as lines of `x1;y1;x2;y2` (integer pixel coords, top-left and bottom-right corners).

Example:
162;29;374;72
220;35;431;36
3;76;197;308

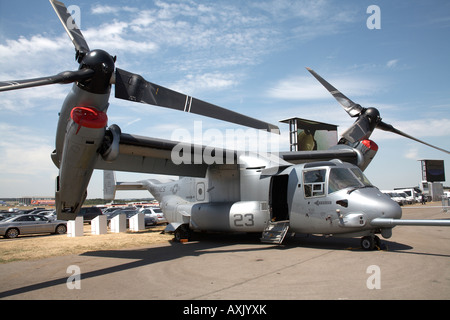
233;213;254;227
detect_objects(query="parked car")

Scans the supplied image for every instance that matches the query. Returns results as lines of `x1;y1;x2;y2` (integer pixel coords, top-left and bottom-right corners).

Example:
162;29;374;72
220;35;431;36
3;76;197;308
0;211;21;221
33;210;57;221
102;206;126;214
144;215;157;226
382;191;407;206
26;209;48;215
0;214;67;239
140;207;167;225
78;206;103;222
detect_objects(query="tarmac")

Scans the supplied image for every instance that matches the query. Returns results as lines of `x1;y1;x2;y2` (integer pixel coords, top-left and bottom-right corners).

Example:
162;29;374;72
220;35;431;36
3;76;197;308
0;204;449;302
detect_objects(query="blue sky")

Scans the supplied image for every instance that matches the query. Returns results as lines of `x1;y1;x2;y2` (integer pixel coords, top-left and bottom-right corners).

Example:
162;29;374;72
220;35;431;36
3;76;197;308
0;0;449;199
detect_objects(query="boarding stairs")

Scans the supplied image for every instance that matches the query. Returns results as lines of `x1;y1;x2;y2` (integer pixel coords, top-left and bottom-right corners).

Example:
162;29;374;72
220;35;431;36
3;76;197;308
260;220;290;244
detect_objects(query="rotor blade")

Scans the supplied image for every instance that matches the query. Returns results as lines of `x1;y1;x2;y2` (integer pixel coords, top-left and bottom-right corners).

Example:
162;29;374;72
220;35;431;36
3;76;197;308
114;68;280;134
341;116;373;143
49;0;90;60
0;69;94;92
377;121;450;154
306;67;363;117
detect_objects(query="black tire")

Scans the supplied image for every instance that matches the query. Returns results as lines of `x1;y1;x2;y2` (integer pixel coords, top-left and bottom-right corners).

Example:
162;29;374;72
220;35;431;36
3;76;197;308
5;228;19;239
174;225;190;242
361;236;375;251
55;224;67;234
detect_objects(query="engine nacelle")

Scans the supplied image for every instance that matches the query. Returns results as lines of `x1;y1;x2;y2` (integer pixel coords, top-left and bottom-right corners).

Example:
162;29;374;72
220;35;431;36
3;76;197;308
354;139;378;171
189;201;269;232
336;138;379;171
56;107;107;220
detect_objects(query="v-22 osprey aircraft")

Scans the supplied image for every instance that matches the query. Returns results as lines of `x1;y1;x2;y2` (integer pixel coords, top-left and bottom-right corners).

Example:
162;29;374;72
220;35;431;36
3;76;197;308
1;0;449;250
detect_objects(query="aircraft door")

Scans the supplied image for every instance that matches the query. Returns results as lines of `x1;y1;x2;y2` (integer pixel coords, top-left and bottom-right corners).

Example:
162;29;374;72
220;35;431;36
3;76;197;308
269;175;289;222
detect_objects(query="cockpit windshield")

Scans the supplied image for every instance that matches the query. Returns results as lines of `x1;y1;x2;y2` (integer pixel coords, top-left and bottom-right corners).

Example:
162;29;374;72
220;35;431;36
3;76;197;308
328;167;373;194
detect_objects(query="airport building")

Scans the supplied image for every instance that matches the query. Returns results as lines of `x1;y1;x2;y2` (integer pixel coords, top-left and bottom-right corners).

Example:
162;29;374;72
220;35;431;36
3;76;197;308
19;197;55;206
419;159;446;201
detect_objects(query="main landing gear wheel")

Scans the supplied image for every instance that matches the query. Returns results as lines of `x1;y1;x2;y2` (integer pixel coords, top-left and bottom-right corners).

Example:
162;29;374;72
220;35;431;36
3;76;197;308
174;225;190;242
360;235;381;250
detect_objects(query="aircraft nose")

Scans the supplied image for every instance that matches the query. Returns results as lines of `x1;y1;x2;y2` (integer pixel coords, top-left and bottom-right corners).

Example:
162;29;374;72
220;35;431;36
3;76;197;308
381;195;402;219
350;188;402;220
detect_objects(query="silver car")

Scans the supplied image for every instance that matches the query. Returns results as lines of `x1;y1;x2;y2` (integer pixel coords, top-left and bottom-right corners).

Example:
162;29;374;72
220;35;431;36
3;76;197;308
140;207;167;225
0;214;67;239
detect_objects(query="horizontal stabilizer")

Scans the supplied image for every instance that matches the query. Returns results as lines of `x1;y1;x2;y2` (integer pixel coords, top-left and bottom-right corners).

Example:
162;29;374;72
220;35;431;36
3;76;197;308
103;170;149;201
115;182;147;190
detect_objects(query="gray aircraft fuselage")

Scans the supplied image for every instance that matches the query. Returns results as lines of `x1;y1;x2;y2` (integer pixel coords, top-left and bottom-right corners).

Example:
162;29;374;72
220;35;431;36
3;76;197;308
137;156;401;239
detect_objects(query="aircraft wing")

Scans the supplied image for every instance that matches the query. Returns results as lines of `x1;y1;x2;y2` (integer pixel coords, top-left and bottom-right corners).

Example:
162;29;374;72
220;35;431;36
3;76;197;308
95;132;238;177
95;132;360;177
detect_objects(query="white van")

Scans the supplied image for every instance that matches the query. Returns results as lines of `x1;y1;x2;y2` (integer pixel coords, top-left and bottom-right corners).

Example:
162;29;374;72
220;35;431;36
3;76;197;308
394;188;418;204
381;190;407;206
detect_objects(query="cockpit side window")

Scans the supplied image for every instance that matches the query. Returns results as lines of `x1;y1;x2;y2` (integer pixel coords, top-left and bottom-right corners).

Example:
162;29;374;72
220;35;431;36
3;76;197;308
350;168;372;186
303;169;326;198
328;167;372;194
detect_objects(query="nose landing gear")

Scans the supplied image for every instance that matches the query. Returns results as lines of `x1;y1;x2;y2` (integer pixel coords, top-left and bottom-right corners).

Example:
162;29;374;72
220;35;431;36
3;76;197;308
361;235;381;251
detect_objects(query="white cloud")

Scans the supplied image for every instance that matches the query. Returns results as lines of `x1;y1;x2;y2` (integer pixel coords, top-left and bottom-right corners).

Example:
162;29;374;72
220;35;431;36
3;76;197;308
170;73;238;95
372;118;450;140
252;0;358;41
268;76;328;100
124;118;141;128
0;123;57;196
404;146;419;159
82;21;158;55
84;0;358;76
91;5;120;15
91;4;138;15
0;35;64;57
267;75;382;101
0;85;68;113
0;34;73;79
253;0;329;21
386;59;399;69
396;118;450;138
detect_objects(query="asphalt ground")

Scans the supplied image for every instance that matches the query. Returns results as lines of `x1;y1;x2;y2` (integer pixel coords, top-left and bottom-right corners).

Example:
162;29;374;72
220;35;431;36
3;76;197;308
0;204;449;303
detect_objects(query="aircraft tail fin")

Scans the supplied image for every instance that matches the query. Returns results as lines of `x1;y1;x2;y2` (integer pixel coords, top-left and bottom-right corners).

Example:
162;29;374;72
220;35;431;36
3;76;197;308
103;170;167;200
103;170;117;201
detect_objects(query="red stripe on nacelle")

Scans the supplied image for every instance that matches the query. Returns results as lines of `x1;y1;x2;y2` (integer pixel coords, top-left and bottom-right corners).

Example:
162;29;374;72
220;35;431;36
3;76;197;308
361;139;379;151
71;107;108;132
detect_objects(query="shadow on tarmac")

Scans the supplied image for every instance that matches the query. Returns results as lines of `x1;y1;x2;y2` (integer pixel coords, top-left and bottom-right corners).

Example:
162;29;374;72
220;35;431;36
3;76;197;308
1;231;446;299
